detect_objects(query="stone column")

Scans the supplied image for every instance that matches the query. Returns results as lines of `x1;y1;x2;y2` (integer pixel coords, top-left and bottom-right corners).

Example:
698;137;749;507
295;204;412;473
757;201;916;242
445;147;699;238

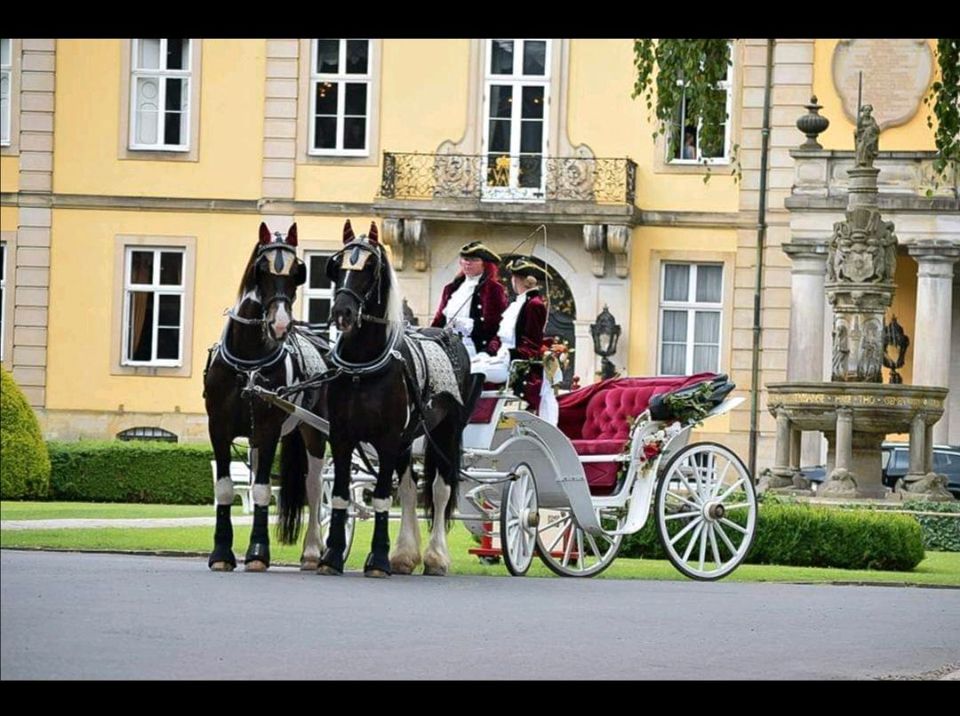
907;412;926;478
783;240;828;466
909;242;960;445
834;408;853;471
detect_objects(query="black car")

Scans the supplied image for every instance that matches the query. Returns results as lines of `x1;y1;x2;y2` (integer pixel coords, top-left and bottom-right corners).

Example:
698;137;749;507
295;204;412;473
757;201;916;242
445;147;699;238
799;443;960;498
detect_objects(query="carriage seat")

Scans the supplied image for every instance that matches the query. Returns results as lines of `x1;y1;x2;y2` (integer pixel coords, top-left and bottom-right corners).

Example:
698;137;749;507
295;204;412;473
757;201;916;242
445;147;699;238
565;374;717;495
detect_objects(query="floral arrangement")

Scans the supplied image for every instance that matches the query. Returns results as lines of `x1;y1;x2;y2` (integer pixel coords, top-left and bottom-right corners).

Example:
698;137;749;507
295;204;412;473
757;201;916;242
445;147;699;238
541;337;574;389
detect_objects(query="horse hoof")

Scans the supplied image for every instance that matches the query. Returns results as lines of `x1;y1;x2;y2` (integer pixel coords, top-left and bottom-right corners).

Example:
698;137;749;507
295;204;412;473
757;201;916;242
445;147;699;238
244;560;268;572
300;559;320;571
365;569;390;579
423;565;448;577
210;561;235;572
316;564;342;576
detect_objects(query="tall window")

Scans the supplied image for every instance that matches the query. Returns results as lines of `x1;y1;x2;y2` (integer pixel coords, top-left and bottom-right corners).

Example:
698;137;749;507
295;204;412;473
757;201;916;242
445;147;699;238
483;39;550;201
0;243;6;361
304;251;335;341
123;247;185;365
1;38;11;146
668;58;732;163
659;263;723;375
129;39;192;151
310;39;371;156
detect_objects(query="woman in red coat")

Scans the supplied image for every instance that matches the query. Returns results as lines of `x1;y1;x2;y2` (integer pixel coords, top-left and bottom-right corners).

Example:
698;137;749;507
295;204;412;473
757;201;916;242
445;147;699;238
431;241;508;358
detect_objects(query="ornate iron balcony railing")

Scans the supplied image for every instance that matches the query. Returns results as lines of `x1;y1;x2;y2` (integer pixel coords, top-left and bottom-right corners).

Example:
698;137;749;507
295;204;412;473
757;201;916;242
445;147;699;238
379;152;637;205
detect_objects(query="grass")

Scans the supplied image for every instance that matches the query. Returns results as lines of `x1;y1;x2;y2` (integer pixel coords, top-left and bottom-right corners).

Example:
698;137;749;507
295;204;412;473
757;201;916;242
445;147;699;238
3;501;958;585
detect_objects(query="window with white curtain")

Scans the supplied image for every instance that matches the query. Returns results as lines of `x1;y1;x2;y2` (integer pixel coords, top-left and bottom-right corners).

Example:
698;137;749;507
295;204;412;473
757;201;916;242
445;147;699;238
303;251;336;342
129;39;191;150
122;247;185;365
310;39;371;155
1;39;11;146
667;46;733;164
659;262;723;375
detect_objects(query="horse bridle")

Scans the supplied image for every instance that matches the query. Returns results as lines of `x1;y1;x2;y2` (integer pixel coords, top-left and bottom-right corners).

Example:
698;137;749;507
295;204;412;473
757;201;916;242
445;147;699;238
328;239;392;327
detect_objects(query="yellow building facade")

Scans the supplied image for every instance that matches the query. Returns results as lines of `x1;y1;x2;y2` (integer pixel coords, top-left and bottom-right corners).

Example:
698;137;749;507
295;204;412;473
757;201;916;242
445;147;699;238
1;38;955;466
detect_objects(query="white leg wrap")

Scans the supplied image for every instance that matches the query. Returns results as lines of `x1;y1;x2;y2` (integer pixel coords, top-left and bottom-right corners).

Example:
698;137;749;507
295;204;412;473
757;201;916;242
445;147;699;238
331;496;350;510
252;484;273;506
215;477;236;506
372;497;392;513
302;455;324;566
390;470;422;573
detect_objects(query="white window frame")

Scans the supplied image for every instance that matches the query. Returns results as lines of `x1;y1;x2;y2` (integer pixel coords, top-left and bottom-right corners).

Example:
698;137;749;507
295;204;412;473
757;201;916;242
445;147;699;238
302;250;337;341
658;262;724;375
129;38;192;152
481;38;551;202
0;242;6;361
309;39;372;157
666;49;733;166
1;38;11;146
121;246;185;367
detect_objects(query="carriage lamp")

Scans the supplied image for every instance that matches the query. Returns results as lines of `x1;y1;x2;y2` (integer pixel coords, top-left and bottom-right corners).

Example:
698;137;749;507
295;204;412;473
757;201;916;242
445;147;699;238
590;305;621;380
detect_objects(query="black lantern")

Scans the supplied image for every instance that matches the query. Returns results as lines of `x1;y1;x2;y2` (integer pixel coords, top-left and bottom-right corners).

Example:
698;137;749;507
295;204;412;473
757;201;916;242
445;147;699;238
590;305;621;380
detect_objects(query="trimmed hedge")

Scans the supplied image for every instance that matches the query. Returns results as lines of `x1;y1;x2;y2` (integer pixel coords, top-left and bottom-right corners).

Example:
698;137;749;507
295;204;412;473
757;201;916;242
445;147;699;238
621;502;925;571
901;500;960;552
48;441;216;504
1;367;51;499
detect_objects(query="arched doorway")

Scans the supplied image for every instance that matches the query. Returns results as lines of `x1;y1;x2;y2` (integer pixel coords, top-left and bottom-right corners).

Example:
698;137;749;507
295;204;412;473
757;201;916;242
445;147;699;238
499;253;577;387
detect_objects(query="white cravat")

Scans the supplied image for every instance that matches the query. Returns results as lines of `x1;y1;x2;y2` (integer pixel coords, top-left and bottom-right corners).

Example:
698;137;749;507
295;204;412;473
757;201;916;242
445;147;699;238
443;274;480;326
497;290;529;350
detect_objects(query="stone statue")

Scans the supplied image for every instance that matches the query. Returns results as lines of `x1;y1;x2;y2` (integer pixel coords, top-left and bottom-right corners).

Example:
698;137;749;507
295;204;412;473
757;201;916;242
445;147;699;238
855;105;880;168
832;322;850;380
879;220;898;282
858;319;883;382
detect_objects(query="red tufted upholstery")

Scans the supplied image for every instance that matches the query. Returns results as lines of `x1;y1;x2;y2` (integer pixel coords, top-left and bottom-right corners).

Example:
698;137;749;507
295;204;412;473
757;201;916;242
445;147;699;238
562;373;718;495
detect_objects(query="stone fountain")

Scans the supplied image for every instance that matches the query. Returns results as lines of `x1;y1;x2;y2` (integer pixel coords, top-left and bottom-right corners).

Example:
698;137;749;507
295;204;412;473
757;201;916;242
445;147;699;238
764;105;953;501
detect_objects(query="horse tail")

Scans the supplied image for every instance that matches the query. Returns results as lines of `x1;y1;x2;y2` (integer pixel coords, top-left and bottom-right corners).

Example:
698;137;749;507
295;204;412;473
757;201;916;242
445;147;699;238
422;443;437;529
444;422;460;530
276;429;307;544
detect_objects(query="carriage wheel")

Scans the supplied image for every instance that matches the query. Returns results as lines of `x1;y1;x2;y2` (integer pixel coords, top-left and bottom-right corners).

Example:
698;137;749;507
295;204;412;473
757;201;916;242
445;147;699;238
535;505;624;578
654;442;757;581
318;476;356;564
500;464;539;576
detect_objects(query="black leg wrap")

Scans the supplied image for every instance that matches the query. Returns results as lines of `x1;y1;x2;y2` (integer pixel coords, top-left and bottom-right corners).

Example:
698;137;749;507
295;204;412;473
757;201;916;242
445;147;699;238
319;508;347;574
244;505;271;568
209;504;236;569
364;512;392;576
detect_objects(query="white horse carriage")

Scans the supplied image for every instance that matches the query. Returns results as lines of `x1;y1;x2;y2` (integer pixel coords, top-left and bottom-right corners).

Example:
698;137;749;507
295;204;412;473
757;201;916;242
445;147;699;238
256;364;758;581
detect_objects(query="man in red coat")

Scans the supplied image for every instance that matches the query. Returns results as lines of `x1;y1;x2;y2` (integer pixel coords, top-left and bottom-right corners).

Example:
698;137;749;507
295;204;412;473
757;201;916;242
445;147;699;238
500;256;549;411
431;241;508;357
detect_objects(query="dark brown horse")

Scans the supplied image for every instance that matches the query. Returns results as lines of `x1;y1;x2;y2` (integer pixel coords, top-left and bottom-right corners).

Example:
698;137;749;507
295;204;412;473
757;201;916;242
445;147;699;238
319;220;481;577
204;222;328;572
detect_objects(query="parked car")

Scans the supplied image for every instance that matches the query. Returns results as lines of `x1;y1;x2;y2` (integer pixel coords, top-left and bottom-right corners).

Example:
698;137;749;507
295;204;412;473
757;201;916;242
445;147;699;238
798;443;960;498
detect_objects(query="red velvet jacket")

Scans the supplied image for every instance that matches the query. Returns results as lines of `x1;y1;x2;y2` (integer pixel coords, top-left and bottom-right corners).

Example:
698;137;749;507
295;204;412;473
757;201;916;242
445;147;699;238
431;274;508;355
508;290;548;362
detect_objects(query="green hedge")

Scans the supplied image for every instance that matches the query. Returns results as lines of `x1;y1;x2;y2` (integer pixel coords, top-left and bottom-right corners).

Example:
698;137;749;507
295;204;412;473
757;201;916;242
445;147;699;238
621;502;925;571
48;441;216;504
902;500;960;552
1;368;51;499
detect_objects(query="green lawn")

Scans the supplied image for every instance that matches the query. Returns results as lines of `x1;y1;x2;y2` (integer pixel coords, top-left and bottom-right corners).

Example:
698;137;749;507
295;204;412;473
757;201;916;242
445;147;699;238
3;501;958;585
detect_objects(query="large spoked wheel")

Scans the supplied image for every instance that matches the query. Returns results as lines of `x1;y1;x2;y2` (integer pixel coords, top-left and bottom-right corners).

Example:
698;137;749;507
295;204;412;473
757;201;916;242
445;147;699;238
500;464;539;576
318;476;357;563
535;505;624;578
654;441;757;581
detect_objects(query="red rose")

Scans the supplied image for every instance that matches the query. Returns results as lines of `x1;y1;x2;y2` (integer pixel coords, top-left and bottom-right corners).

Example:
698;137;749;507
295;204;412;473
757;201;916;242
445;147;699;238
643;443;661;460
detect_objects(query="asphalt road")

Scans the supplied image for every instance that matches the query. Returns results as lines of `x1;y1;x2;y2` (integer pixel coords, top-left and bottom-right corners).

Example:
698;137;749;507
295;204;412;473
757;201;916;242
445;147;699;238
2;550;958;680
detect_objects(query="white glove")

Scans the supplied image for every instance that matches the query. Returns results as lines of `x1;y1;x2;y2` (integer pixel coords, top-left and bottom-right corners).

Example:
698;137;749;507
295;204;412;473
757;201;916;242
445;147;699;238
451;316;474;335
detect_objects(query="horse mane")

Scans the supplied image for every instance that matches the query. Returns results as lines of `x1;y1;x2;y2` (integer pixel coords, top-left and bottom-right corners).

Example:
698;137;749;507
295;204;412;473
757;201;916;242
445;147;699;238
236;243;261;299
380;243;404;329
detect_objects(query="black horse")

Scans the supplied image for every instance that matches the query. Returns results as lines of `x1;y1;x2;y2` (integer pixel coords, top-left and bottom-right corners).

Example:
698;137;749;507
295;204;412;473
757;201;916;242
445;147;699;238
319;220;481;577
204;222;328;572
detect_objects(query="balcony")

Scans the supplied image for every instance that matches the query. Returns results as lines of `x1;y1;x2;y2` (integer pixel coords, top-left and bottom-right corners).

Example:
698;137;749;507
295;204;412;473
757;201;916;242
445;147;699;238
375;152;639;225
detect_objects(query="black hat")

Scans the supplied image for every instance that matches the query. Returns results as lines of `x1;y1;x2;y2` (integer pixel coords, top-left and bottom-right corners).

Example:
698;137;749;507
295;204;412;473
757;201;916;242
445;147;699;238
506;256;547;281
459;241;501;264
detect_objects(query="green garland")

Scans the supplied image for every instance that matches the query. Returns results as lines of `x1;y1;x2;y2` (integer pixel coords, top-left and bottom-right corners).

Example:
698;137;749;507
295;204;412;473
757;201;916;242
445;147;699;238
925;39;960;179
633;39;739;183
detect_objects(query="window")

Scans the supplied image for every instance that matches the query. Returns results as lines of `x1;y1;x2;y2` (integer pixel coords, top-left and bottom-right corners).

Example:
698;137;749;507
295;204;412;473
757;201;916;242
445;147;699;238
129;39;192;151
304;251;335;341
659;263;723;375
667;55;732;164
117;426;178;442
122;247;185;365
1;38;11;146
482;39;550;200
309;39;371;156
0;242;6;361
